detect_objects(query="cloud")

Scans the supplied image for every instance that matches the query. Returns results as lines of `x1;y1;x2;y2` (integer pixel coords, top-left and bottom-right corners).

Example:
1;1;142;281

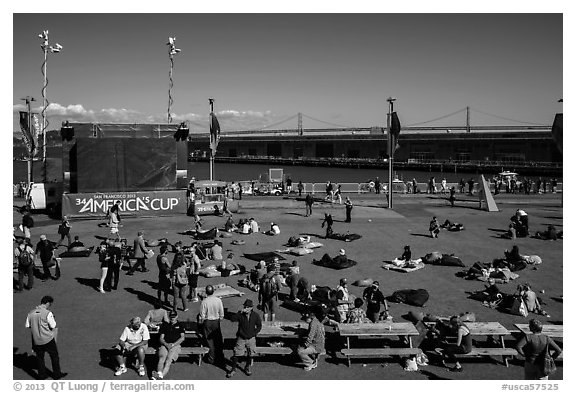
13;103;284;132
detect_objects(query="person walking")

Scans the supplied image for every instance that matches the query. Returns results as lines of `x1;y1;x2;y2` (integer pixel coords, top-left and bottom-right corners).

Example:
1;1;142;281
362;281;389;323
344;197;353;223
25;295;67;380
15;238;35;292
374;177;381;194
334;184;343;204
226;299;262;378
297;180;304;197
259;265;280;322
321;213;334;238
187;243;201;303
56;216;72;248
297;308;326;371
152;310;185;380
171;252;189;312
21;210;34;241
199;285;225;366
156;245;172;305
128;231;150;275
449;186;456;207
516;318;562;380
35;235;57;281
97;239;111;293
305;192;314;217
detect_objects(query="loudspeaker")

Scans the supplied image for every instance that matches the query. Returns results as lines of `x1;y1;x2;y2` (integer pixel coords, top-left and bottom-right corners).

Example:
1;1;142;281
173;124;189;142
61;125;74;141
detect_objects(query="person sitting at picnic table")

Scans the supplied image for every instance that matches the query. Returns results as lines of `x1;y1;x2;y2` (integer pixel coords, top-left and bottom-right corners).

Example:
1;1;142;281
114;317;150;377
317;249;348;268
435;315;472;372
515;318;562;380
144;300;170;333
345;298;371;323
152;309;185;380
68;235;85;250
297;308;326;371
321;213;334;238
534;225;560;240
224;216;237;232
263;222;281;236
213;204;223;216
429;216;440;238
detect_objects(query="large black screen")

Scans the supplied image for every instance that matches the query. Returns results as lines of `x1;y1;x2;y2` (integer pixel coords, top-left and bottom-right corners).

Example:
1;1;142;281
75;138;177;192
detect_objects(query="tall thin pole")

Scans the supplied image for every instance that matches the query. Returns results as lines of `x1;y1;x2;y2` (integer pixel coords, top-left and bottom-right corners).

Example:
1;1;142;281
41;47;48;182
466;106;470;133
387;97;395;209
209;99;214;181
167;37;181;124
21;96;35;185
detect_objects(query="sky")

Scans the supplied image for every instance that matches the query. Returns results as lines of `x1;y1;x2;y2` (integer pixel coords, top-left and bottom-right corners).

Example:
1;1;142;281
11;12;563;135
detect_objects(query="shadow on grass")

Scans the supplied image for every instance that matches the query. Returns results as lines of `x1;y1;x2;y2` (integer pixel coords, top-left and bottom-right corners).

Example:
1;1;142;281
418;369;451;380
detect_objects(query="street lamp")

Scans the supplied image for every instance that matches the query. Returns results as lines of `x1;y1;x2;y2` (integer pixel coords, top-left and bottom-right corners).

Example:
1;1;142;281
39;30;63;182
167;37;182;124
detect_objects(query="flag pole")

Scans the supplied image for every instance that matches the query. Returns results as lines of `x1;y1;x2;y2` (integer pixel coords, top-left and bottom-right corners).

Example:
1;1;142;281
209;98;214;181
387;97;396;209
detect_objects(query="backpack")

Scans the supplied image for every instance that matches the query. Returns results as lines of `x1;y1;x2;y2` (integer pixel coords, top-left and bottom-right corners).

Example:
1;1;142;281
18;248;33;268
175;265;188;285
261;275;278;298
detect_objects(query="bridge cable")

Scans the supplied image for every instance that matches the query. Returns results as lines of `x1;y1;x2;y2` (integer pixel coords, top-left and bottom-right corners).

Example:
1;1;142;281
469;107;549;126
404;108;467;127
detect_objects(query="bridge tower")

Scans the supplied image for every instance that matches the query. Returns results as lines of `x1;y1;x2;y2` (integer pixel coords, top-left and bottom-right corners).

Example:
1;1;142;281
466;106;471;133
298;112;303;136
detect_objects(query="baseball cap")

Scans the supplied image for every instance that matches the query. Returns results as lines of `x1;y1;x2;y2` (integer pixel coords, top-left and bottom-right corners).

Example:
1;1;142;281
40;234;47;240
243;299;254;307
169;310;178;318
372;281;380;286
339;249;346;255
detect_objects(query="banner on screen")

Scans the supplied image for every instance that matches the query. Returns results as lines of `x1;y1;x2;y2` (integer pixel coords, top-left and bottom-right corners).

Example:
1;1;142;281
62;190;187;218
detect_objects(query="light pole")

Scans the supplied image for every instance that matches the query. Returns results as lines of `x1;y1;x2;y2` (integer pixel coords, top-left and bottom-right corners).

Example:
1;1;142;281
39;30;63;182
20;96;36;185
387;97;396;209
167;37;181;124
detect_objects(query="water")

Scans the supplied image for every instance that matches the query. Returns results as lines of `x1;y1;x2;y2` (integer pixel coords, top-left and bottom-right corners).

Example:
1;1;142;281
13;158;562;186
187;162;561;184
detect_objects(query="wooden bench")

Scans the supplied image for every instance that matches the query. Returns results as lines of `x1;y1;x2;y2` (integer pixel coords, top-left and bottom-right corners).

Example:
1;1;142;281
453;347;519;367
341;348;422;366
253;346;293;357
145;346;209;366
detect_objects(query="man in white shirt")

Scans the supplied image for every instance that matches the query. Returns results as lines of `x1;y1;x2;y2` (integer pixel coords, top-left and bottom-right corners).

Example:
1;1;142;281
211;240;223;262
25;295;67;380
199;285;225;365
114;317;150;377
249;218;259;234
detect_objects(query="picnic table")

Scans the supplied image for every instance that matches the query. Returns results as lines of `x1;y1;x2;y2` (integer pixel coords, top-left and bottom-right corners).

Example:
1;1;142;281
338;322;422;367
146;322;209;366
514;323;563;339
254;321;308;357
462;322;517;366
